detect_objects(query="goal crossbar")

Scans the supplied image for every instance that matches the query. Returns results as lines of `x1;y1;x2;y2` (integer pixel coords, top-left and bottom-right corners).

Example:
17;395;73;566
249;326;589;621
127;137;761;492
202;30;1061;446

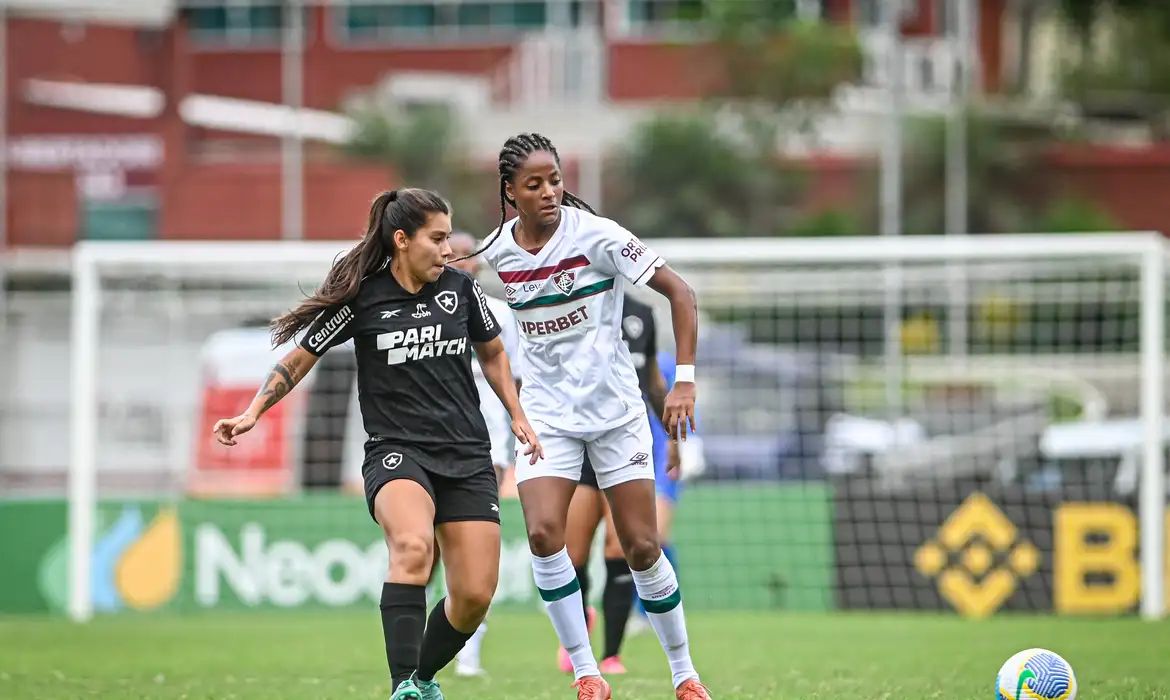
72;231;1165;270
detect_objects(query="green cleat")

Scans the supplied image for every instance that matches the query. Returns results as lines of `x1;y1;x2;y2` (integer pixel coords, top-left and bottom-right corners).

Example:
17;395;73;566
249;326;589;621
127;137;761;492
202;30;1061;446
390;678;423;700
413;672;444;700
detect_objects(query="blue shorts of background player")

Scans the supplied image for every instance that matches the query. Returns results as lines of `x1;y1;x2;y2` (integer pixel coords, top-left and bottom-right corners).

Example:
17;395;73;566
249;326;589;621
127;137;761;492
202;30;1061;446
632;352;691;627
650;351;683;506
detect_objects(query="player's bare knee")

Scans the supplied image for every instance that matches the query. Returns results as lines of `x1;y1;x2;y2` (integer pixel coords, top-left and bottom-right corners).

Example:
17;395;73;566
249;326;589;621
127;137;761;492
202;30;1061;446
624;534;662;572
526;519;566;558
449;585;494;627
388;532;434;583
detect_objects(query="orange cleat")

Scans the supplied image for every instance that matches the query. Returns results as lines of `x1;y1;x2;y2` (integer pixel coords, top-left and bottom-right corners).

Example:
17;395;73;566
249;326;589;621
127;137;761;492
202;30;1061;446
675;679;712;700
572;675;612;700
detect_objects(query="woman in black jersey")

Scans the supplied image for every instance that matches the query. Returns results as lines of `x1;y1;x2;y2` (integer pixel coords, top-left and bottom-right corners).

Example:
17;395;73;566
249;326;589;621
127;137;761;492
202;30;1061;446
212;188;542;700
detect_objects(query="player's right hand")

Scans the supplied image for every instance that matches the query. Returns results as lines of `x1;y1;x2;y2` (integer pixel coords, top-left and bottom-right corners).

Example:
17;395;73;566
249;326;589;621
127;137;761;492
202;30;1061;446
663;381;697;441
511;418;545;465
212;414;257;447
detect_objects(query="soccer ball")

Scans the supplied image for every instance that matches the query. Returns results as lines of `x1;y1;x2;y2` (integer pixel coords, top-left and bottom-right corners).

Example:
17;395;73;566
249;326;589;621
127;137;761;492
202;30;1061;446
995;648;1077;700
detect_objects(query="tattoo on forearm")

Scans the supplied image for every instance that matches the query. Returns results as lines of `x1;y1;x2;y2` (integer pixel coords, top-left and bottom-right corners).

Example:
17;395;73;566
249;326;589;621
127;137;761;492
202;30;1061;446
256;363;297;412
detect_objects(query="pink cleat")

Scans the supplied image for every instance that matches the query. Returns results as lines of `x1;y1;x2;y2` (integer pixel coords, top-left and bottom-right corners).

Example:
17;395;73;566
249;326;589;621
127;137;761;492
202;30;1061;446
558;607;598;673
599;656;627;675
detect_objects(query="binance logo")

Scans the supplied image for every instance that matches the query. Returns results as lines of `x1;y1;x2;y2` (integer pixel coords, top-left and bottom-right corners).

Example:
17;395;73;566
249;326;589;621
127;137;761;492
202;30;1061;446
915;493;1040;618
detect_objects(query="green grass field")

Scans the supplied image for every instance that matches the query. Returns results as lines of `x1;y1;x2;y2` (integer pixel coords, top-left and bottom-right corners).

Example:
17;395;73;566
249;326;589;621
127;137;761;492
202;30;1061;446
2;611;1168;699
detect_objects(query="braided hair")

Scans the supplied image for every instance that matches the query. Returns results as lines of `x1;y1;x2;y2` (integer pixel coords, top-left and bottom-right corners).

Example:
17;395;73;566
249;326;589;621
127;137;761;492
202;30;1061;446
452;132;597;262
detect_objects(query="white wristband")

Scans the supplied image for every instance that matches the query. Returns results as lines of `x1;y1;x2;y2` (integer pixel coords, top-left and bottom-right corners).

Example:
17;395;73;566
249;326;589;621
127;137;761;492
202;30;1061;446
674;364;696;383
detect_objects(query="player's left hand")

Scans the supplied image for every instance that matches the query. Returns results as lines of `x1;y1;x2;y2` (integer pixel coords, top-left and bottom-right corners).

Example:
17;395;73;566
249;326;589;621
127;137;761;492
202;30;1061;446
212;413;257;447
663;382;697;441
512;418;545;465
666;439;682;480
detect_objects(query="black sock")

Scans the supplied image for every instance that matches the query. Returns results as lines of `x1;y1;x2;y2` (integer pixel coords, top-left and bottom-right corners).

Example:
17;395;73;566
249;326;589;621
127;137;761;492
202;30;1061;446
381;582;426;691
575;564;591;622
602;557;635;659
417;598;476;682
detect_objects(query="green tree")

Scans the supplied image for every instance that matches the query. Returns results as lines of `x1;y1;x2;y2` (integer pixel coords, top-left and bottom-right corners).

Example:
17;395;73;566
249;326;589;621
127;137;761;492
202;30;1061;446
707;6;863;127
785;208;861;237
611;7;863;237
895;110;1115;235
1058;0;1170;40
898;112;1058;235
1039;197;1120;233
340;101;495;232
1057;0;1170;136
609;112;783;238
702;4;862;169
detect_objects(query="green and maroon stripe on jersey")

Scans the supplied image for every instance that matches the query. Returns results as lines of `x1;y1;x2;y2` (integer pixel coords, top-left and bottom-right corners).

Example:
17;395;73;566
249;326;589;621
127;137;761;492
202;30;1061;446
508;278;615;311
497;254;590;284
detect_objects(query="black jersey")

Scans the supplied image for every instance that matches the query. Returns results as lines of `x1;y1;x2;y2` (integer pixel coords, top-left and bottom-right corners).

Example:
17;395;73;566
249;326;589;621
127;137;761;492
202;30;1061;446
299;266;502;477
621;294;658;394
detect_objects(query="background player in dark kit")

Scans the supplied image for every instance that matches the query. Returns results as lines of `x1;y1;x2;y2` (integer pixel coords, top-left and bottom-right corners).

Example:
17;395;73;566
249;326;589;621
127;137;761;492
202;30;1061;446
212;189;543;700
558;293;675;675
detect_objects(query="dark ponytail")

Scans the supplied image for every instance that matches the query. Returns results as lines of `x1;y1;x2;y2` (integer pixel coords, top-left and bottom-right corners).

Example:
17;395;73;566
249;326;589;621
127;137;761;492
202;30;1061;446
451;132;595;263
270;188;449;347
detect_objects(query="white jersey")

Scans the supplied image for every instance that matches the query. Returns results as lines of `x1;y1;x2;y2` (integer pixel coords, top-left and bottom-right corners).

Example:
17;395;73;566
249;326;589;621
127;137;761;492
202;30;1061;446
481;206;664;432
474;293;521;466
472;294;521;383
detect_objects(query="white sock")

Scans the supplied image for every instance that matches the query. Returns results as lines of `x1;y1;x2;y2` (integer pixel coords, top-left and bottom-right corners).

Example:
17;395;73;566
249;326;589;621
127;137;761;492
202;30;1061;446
631;553;699;688
458;622;487;667
532;547;599;680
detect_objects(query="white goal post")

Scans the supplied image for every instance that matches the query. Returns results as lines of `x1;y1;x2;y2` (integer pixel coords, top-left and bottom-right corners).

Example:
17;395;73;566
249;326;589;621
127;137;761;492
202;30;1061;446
68;232;1167;622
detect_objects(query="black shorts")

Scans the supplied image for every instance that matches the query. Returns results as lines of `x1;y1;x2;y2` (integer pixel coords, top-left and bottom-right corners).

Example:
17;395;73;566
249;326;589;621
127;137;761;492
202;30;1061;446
362;443;500;525
579;455;600;490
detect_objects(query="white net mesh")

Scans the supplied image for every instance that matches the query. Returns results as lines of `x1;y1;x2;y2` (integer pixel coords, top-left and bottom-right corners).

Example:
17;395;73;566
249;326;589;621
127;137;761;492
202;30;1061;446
50;235;1166;618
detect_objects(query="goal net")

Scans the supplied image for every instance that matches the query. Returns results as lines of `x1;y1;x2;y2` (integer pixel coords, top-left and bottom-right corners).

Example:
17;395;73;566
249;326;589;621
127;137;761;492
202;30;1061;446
64;234;1167;622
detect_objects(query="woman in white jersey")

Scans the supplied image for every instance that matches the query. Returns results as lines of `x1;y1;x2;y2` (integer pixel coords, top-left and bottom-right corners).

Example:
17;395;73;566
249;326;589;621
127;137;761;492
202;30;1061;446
456;133;710;700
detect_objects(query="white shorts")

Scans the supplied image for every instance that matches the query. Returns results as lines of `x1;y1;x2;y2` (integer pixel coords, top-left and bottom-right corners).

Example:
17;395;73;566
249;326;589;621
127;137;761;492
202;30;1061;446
515;413;655;490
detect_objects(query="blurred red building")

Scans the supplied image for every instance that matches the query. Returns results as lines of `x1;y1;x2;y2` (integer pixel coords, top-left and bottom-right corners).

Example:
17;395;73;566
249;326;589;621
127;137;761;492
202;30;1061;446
5;0;1168;247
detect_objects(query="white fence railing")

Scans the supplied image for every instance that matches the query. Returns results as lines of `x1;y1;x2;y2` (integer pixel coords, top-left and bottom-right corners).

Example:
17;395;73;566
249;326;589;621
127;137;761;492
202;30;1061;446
491;29;606;107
